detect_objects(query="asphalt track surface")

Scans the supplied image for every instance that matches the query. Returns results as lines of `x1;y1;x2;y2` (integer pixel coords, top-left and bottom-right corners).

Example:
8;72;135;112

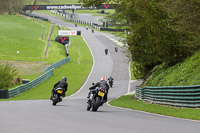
1;14;200;133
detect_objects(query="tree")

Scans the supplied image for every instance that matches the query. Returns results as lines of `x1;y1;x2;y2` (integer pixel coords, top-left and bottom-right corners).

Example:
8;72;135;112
163;0;200;36
0;63;18;89
78;0;111;7
0;0;26;14
78;0;200;78
30;0;51;5
127;0;200;78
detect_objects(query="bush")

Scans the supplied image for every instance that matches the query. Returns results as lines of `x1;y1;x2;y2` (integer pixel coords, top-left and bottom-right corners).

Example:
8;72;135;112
0;63;18;89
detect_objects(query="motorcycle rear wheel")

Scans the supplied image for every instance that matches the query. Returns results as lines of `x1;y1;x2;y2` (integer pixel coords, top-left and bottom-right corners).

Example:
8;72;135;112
52;94;59;106
92;97;101;111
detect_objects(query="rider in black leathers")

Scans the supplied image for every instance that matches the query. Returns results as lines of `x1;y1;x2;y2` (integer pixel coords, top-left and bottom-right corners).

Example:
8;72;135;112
107;76;114;87
50;77;68;100
87;76;109;103
108;76;114;82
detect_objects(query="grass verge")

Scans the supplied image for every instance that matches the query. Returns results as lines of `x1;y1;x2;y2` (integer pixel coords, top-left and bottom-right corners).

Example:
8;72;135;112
109;95;200;121
1;35;93;100
74;9;115;16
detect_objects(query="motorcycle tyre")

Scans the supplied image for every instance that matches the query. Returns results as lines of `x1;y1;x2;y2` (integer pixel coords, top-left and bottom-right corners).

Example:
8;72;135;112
110;83;112;88
92;97;101;111
52;94;59;106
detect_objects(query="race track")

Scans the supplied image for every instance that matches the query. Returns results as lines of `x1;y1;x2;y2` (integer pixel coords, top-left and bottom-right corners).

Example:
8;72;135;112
0;14;200;133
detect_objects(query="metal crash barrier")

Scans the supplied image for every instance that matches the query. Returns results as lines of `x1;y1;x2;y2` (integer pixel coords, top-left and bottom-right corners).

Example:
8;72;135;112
136;85;200;108
8;57;70;98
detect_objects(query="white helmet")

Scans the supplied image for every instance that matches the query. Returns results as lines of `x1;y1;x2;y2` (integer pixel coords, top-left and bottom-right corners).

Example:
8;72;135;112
101;76;106;81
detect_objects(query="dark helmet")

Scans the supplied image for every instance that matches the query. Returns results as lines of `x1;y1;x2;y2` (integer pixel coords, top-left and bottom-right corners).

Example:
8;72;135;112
62;76;67;81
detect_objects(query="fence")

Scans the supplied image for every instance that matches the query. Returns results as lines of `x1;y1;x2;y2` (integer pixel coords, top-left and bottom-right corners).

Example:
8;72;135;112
8;57;70;98
51;10;127;32
45;57;70;72
23;12;49;21
136;85;200;108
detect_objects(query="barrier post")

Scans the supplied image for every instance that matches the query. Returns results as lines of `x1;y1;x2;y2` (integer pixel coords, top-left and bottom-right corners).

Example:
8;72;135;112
53;68;55;75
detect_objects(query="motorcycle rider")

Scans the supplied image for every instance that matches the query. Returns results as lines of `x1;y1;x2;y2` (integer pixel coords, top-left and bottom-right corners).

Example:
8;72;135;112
87;76;109;103
107;76;114;87
105;48;108;55
50;76;68;100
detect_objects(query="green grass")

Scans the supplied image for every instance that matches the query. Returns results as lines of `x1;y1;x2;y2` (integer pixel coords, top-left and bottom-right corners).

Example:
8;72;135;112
144;50;200;87
0;15;69;83
120;50;200;120
74;9;115;16
62;18;89;27
110;95;200;120
0;15;92;100
5;36;93;100
108;31;127;39
0;15;51;61
130;62;136;80
45;25;66;63
0;15;66;63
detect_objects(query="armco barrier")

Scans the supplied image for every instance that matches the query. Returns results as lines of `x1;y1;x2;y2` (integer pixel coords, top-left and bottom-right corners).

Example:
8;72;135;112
136;85;200;108
8;57;70;98
9;69;53;97
45;57;70;72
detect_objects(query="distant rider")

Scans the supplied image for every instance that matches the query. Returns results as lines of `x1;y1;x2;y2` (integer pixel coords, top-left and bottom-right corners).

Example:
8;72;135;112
105;48;108;55
108;76;114;82
87;76;109;103
108;76;114;87
50;76;68;100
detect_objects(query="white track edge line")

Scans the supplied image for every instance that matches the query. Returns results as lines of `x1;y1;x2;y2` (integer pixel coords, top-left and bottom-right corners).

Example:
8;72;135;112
106;61;200;123
67;35;95;98
106;101;200;123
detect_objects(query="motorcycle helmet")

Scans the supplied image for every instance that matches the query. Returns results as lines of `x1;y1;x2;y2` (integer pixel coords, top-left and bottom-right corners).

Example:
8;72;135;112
62;76;67;81
101;76;106;81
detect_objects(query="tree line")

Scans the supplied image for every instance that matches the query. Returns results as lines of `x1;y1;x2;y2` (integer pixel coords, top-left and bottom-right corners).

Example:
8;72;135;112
0;0;50;14
79;0;200;79
0;0;27;14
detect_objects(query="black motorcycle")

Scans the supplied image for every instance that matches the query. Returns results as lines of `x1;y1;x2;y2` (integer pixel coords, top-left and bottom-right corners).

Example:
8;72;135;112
87;87;106;111
52;87;63;106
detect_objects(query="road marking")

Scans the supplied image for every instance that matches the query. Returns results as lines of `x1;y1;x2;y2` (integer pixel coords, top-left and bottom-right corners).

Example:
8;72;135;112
127;62;131;93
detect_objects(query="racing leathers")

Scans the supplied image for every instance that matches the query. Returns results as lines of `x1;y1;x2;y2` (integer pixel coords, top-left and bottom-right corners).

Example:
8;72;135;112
87;80;109;102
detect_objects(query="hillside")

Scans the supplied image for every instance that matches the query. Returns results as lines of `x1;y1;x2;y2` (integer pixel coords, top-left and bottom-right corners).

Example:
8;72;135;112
0;14;93;99
143;50;200;87
0;15;51;61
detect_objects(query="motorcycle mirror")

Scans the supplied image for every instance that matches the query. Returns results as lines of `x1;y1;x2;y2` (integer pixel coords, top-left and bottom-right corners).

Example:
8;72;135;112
92;83;95;85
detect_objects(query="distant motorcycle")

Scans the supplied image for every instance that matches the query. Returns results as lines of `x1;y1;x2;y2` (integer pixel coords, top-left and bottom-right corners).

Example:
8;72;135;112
87;86;106;111
51;87;64;106
105;48;108;55
108;79;113;88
